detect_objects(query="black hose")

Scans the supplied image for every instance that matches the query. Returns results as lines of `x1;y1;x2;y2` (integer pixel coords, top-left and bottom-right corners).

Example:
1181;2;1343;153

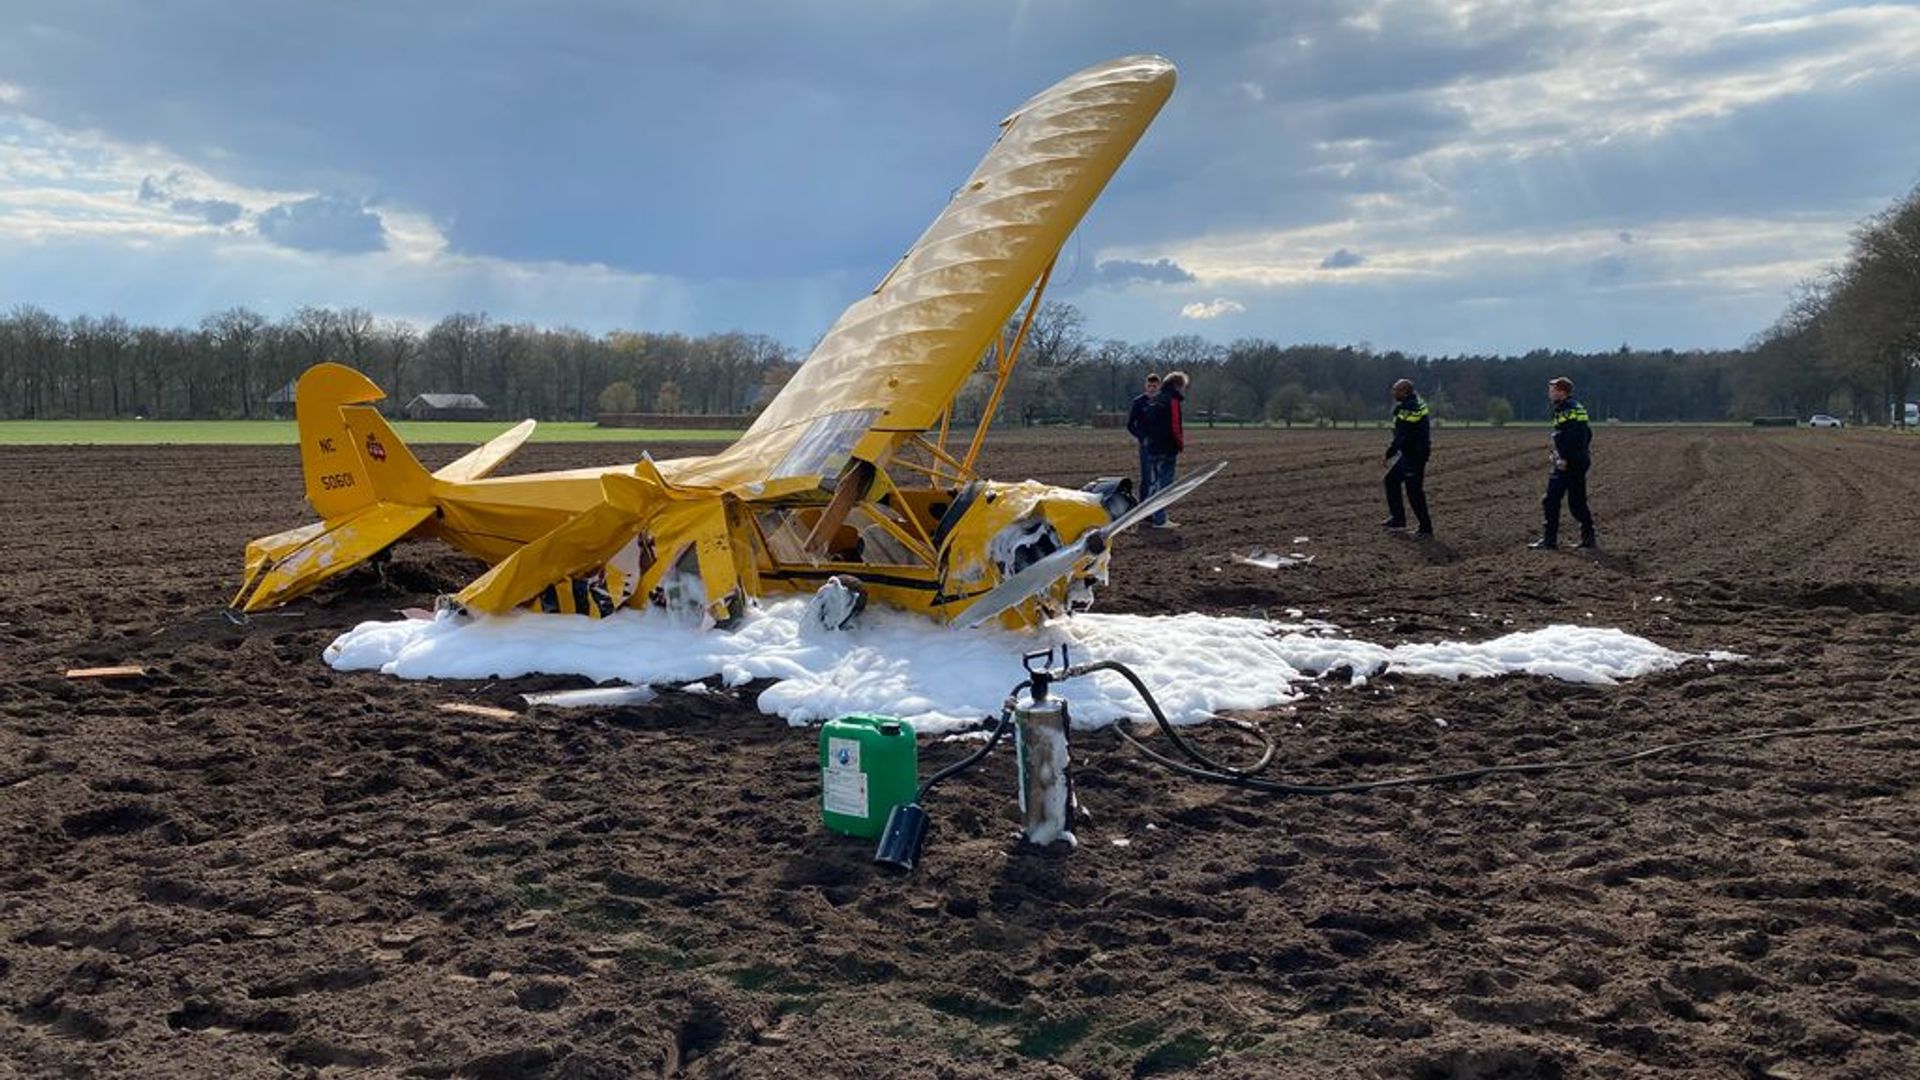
1070;660;1276;776
1075;659;1920;796
912;679;1027;802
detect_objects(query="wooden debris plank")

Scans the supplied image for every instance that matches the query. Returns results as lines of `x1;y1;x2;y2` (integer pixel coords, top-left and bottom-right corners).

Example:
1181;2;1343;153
436;702;518;720
64;665;148;680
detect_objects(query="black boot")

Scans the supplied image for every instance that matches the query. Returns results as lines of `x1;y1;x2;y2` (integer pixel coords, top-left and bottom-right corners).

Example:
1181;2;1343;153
1528;536;1557;550
1577;530;1597;549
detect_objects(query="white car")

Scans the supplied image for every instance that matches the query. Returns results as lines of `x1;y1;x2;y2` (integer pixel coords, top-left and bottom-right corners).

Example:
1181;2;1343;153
1809;414;1844;428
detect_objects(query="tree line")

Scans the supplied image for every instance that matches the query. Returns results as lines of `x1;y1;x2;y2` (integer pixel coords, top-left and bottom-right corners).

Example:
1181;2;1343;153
2;182;1912;427
0;306;796;422
1747;182;1920;426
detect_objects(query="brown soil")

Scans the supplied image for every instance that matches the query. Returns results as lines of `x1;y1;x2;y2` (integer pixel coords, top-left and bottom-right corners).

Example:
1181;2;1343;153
2;427;1917;1079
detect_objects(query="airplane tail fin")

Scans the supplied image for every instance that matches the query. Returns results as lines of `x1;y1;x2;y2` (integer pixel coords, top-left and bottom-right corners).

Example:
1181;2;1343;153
294;363;433;517
232;364;438;612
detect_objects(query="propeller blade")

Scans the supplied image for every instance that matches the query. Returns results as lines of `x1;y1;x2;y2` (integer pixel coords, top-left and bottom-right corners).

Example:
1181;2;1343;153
954;534;1099;630
955;461;1227;631
1107;459;1227;536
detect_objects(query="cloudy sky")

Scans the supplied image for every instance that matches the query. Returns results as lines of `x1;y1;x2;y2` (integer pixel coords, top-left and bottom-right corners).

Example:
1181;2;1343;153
2;1;1916;354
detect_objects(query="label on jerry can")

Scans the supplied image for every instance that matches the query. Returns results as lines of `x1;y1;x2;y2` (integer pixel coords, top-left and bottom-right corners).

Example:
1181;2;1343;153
823;737;869;818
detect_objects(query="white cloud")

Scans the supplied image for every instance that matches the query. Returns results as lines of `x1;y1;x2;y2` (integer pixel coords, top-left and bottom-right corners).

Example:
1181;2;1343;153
1180;298;1245;320
0;114;298;243
1416;2;1920;158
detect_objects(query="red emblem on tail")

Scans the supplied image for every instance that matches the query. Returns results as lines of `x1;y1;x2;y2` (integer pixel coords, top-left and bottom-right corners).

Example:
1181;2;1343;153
366;433;387;462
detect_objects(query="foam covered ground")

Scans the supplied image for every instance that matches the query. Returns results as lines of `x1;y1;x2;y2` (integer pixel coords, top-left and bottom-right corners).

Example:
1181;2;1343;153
325;600;1728;733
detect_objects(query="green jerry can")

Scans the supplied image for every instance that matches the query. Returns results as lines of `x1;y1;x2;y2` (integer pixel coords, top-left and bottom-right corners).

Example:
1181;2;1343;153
819;714;918;839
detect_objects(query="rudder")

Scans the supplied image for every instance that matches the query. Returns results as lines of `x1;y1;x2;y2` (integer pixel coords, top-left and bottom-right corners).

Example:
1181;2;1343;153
293;363;433;516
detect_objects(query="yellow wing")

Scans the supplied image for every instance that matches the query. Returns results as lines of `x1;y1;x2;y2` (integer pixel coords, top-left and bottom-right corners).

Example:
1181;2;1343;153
435;419;536;483
661;55;1176;494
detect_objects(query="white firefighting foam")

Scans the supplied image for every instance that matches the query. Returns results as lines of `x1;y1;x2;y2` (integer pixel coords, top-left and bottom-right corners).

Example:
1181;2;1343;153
324;600;1732;735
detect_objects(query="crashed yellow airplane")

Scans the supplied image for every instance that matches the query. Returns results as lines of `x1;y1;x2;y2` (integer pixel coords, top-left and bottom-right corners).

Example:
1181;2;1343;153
233;55;1220;631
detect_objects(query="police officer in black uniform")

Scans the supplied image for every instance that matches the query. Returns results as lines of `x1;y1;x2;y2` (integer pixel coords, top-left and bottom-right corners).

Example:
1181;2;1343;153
1381;378;1433;536
1531;376;1596;549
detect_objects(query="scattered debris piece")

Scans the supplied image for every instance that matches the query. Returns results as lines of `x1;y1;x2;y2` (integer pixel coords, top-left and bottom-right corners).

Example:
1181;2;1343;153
64;665;147;680
437;702;518;720
521;685;656;709
1231;549;1312;570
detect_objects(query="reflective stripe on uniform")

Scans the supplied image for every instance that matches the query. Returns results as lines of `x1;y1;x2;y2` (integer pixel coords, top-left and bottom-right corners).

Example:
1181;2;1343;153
1395;405;1431;421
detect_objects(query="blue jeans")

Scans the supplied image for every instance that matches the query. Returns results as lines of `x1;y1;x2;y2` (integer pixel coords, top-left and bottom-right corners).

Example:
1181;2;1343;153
1145;452;1178;524
1137;441;1151;504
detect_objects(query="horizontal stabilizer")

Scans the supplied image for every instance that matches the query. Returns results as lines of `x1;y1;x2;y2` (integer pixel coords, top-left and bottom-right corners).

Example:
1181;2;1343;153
234;502;434;613
435;419;537;483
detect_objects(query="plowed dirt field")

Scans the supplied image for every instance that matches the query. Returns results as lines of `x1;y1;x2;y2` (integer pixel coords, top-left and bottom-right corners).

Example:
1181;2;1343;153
3;427;1917;1078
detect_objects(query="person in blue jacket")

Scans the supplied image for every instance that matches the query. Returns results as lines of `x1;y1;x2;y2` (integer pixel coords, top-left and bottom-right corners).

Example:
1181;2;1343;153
1141;371;1187;527
1531;376;1597;549
1381;378;1433;536
1125;372;1161;505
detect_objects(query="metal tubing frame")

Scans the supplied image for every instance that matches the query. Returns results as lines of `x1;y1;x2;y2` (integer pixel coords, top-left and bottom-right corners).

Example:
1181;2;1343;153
960;258;1057;476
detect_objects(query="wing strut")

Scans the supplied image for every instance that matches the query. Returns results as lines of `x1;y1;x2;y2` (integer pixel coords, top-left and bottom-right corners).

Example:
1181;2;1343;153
959;256;1057;476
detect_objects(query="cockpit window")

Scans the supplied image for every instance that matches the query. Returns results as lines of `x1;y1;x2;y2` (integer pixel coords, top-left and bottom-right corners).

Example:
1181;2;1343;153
772;410;880;481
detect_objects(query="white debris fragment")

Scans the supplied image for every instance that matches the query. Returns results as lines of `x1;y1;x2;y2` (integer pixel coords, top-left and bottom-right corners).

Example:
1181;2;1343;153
1231;549;1312;570
521;685;657;709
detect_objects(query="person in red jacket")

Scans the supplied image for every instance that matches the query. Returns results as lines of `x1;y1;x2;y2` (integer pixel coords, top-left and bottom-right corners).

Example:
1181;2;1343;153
1142;370;1187;527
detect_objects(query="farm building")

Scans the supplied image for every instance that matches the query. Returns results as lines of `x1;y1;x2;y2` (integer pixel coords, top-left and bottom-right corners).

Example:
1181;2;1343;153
404;393;490;421
266;380;299;419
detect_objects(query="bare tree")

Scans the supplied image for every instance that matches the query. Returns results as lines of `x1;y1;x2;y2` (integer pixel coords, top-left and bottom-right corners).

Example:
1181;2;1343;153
1224;339;1287;421
202;307;267;418
375;320;421;405
426;312;489;391
339;307;375;368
